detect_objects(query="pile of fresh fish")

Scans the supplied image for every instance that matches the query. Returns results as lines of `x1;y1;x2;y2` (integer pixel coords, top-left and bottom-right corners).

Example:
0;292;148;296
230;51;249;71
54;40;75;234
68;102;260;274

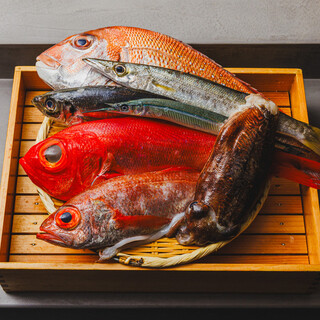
19;26;320;262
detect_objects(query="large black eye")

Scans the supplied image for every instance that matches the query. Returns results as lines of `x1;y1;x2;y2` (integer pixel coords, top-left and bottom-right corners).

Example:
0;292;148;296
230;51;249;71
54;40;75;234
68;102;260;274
114;64;126;76
60;212;72;223
45;99;56;111
44;145;62;163
120;104;129;112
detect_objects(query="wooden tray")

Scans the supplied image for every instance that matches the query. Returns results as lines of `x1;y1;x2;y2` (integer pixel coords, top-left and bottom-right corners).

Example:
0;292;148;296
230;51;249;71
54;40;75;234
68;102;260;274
0;66;320;293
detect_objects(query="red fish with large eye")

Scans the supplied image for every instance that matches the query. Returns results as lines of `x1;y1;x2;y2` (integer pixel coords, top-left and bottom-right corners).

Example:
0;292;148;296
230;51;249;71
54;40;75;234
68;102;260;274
20;117;320;202
19;117;215;201
37;169;199;259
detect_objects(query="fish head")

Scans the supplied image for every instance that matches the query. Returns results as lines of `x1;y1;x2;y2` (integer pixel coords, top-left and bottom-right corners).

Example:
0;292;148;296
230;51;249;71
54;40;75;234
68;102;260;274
32;91;66;122
176;201;240;246
36;29;115;89
83;59;150;91
19;129;105;201
37;197;116;249
32;89;89;125
37;205;90;248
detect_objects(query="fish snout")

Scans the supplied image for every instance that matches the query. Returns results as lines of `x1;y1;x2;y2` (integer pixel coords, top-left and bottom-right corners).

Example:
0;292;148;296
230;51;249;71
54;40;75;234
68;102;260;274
19;157;30;176
31;95;42;106
36;53;61;69
37;214;70;247
39;213;55;232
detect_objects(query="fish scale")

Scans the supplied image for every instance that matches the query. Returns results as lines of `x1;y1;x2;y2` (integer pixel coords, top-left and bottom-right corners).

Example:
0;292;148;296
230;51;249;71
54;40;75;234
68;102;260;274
20;117;215;201
37;169;199;259
116;26;254;91
36;26;257;93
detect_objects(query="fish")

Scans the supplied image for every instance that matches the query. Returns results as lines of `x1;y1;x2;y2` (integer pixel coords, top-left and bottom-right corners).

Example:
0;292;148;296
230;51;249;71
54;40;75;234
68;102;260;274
19;117;214;201
32;86;320;164
32;87;226;132
36;168;199;260
32;86;171;126
19;110;320;199
84;58;320;160
35;26;257;93
176;96;278;246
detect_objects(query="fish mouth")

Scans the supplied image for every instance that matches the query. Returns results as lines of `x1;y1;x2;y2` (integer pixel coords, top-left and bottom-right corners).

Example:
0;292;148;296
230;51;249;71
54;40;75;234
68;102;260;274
19;157;34;177
36;54;61;70
19;157;46;193
36;232;68;247
36;60;62;89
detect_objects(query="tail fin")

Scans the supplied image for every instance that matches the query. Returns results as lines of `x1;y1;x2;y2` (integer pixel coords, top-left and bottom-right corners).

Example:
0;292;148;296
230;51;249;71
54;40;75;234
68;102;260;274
273;151;320;189
278;113;320;159
302;124;320;159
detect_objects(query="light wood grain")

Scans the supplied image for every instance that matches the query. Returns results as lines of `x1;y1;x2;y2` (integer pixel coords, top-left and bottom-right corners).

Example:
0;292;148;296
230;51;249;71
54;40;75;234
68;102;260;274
269;177;300;195
9;254;309;264
21;123;41;140
260;195;303;214
15;177;37;194
11;214;305;234
23;106;44;123
9;234;308;255
19;140;35;157
0;67;25;261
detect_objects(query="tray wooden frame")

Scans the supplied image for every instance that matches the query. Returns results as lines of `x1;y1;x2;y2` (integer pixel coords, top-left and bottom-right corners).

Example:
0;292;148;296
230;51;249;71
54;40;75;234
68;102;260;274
0;66;320;293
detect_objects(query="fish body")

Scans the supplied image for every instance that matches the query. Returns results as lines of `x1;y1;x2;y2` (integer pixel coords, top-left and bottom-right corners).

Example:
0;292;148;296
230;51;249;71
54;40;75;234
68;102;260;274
37;169;199;259
176;97;279;245
33;86;226;132
19;112;320;195
32;86;169;125
36;26;256;93
19;118;214;201
85;58;247;118
85;58;320;159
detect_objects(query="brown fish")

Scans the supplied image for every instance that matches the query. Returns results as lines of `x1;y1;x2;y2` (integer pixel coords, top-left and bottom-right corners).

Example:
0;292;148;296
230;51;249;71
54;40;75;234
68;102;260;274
175;95;279;245
37;169;199;260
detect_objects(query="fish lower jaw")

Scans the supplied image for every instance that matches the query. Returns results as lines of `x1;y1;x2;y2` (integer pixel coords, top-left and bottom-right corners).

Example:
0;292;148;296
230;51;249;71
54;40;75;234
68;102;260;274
36;232;68;247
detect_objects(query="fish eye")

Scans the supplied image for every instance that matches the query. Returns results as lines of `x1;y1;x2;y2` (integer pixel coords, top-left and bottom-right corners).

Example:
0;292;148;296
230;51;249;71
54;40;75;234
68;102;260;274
77;38;87;46
120;104;129;112
113;64;127;76
71;35;93;50
55;207;81;230
45;99;56;112
39;139;67;170
44;144;62;163
60;212;72;223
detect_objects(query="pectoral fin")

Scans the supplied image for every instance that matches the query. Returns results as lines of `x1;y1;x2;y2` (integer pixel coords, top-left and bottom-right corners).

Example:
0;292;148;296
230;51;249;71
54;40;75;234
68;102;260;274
91;153;122;186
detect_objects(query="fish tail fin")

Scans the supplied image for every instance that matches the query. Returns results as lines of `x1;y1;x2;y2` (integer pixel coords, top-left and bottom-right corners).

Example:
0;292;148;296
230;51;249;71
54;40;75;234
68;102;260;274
273;151;320;189
302;124;320;158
